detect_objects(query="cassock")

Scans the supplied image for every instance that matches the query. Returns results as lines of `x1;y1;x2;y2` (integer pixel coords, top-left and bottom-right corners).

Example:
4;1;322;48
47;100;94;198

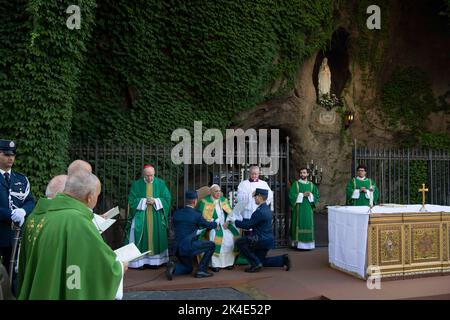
288;179;319;249
197;195;239;268
125;176;171;267
346;177;379;206
18;194;123;300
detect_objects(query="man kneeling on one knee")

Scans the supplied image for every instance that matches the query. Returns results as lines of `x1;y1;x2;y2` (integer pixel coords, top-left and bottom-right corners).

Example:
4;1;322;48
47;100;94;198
166;190;218;280
228;188;290;273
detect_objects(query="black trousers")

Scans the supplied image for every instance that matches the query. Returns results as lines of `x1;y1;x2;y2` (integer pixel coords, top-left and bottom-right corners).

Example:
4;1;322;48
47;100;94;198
175;240;215;274
235;237;284;267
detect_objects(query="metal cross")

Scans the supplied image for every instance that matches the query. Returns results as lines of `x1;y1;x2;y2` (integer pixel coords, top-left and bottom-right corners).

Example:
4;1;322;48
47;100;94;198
418;183;429;206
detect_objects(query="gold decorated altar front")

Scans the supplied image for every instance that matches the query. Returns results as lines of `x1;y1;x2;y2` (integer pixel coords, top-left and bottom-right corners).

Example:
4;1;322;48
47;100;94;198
328;205;450;280
368;210;450;279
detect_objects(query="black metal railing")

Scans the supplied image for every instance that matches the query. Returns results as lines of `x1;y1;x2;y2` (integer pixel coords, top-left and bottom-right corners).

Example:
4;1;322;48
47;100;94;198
353;145;450;206
69;138;291;249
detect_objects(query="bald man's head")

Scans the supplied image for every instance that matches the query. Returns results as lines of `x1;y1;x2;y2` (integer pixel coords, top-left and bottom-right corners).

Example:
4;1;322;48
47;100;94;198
45;175;68;199
67;160;92;175
64;171;101;209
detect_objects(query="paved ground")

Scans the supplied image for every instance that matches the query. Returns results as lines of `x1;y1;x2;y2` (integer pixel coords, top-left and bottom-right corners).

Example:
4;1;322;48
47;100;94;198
123;288;252;300
124;248;450;300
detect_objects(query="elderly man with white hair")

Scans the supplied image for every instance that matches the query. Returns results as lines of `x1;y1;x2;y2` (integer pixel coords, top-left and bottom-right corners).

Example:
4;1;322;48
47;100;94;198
18;171;126;300
197;184;239;272
125;164;171;269
228;165;273;265
231;166;273;221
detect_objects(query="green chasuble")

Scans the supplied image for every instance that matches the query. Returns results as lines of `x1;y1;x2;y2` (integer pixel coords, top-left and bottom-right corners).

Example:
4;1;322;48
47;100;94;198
17;197;51;296
346;177;379;206
125;177;171;255
18;194;122;300
197;195;239;256
288;180;319;243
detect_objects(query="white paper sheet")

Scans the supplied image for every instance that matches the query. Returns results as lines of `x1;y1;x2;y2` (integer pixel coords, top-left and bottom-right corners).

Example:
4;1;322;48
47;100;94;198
103;206;120;220
92;214;116;234
114;243;151;263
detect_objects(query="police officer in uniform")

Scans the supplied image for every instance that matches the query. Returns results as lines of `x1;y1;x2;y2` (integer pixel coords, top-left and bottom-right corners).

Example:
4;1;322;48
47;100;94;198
0;139;35;270
165;190;218;280
231;188;291;273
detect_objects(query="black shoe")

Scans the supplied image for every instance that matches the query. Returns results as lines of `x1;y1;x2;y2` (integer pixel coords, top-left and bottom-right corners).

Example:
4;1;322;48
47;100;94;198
283;254;291;271
165;261;175;281
210;267;220;272
195;271;213;278
225;265;234;270
245;263;263;273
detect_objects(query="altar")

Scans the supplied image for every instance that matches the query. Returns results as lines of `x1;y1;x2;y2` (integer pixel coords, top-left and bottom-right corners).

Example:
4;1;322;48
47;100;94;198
328;204;450;279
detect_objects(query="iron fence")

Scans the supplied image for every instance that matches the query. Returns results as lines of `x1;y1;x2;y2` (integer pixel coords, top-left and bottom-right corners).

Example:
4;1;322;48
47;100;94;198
353;145;450;206
69;138;290;249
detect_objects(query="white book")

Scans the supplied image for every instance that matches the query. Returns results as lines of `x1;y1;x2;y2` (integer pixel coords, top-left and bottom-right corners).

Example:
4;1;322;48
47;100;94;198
92;214;116;234
114;243;151;263
103;206;120;220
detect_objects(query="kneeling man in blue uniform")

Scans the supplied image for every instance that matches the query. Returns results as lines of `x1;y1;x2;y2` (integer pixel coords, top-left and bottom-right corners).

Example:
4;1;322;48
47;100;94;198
231;188;290;273
166;190;218;280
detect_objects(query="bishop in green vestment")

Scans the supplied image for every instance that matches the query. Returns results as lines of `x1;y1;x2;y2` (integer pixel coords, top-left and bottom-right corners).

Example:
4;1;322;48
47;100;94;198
125;164;171;268
18;172;124;300
346;165;379;206
288;168;319;250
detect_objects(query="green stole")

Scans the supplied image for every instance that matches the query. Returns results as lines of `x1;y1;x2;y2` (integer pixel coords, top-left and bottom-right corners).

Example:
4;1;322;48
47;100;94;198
197;195;239;256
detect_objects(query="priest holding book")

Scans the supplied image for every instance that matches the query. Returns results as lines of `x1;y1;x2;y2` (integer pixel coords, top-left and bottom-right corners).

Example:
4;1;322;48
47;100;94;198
125;164;172;269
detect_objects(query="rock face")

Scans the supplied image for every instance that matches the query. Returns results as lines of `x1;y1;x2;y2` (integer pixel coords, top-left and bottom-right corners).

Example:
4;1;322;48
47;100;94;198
234;0;450;209
234;53;352;209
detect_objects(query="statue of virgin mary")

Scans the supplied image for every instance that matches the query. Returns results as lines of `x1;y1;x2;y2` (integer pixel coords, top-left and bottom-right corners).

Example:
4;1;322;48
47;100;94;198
318;57;331;98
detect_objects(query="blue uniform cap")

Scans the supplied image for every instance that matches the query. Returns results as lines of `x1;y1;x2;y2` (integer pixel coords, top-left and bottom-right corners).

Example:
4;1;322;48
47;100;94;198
0;139;16;155
254;188;268;197
185;190;198;200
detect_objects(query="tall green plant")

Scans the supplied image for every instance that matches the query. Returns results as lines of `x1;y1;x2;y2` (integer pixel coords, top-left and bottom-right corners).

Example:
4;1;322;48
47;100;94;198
0;0;96;196
71;0;335;144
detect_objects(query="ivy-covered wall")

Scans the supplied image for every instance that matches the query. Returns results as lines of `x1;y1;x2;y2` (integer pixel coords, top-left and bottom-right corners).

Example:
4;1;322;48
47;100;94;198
381;67;438;131
0;0;335;195
0;0;96;195
1;0;448;199
71;0;335;144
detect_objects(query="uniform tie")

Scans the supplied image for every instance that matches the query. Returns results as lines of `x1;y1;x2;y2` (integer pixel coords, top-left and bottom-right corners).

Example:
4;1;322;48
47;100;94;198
4;172;10;185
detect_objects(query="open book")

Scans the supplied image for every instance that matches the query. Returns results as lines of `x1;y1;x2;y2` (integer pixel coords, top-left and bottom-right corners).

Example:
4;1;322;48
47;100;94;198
92;207;120;233
114;243;151;263
103;206;120;220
